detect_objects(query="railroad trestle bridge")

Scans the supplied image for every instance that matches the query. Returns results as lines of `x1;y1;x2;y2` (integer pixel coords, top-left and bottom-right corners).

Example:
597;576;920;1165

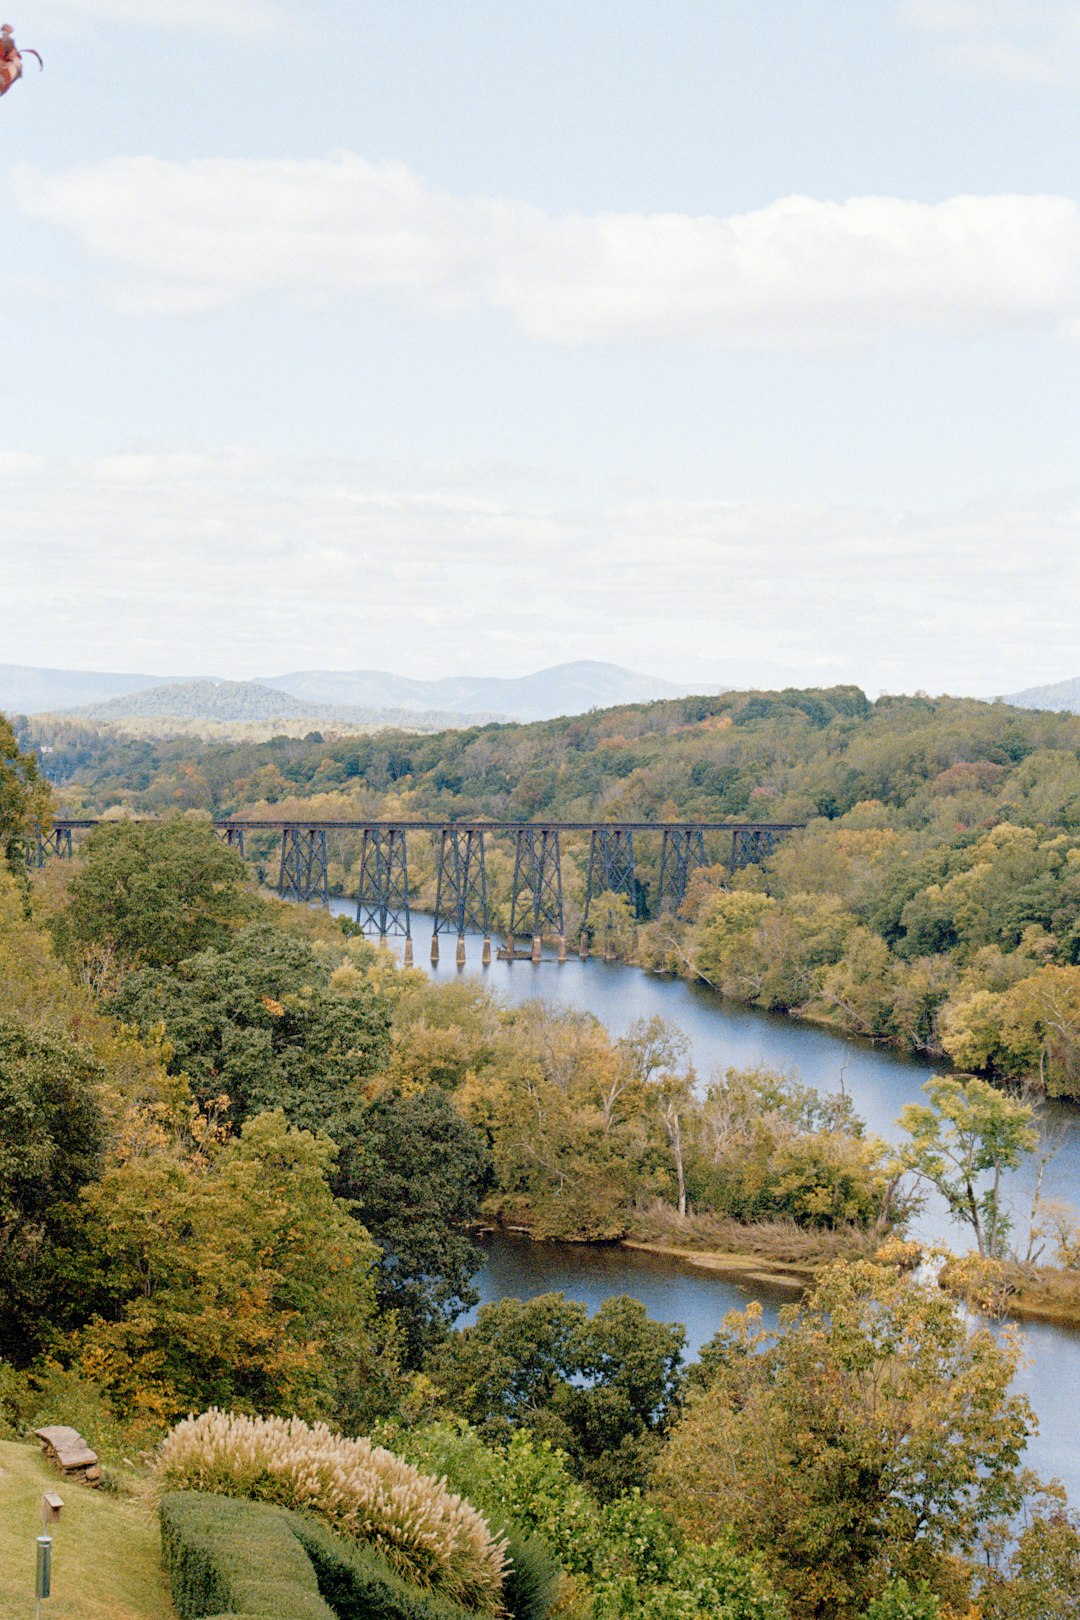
44;819;803;965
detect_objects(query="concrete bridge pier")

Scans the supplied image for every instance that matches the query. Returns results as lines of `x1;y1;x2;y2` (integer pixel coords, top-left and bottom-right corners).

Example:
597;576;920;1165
430;934;439;964
481;936;492;966
456;935;467;966
557;935;568;962
579;932;589;959
403;937;414;967
531;934;542;963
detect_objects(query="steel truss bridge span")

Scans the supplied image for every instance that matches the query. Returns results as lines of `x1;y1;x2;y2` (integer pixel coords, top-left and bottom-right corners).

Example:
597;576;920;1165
44;818;803;966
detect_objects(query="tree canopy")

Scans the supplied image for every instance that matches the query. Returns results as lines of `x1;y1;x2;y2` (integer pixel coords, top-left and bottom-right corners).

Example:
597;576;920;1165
0;710;51;870
60;815;255;971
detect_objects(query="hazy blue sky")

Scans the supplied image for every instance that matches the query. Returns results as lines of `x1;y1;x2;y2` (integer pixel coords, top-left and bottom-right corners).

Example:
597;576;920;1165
3;1;1078;692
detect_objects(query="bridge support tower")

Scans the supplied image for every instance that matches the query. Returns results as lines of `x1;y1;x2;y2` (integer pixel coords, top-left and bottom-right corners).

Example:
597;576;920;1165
356;827;411;944
658;827;707;913
508;827;564;962
582;826;635;954
28;825;74;867
279;827;329;905
221;825;246;859
432;827;490;966
730;826;778;872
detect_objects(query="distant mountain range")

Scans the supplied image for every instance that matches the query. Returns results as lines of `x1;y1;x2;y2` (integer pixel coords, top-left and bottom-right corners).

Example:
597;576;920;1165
0;663;182;715
60;679;483;732
252;661;692;721
1000;676;1080;714
0;660;696;729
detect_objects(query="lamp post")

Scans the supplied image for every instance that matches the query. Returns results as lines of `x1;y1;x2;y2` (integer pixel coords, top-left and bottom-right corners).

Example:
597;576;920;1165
36;1494;62;1618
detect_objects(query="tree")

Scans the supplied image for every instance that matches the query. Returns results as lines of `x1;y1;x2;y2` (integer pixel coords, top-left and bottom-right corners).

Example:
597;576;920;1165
331;1085;492;1364
585;890;636;958
980;1511;1080;1618
108;919;391;1125
0;712;51;871
427;1291;685;1499
898;1075;1038;1257
941;966;1080;1100
0;1016;106;1361
654;1261;1037;1620
858;1582;942;1619
74;1109;397;1425
61;816;254;971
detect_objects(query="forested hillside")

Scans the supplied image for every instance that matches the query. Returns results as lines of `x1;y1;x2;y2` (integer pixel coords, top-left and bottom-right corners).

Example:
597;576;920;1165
2;714;1080;1616
24;686;1080;1097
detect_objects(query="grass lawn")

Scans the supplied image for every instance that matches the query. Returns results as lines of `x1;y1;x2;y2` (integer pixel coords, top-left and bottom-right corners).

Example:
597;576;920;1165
0;1439;175;1620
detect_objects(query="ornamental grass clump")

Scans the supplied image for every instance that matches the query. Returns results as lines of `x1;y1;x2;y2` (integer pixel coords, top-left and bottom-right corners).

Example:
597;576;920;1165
155;1409;508;1613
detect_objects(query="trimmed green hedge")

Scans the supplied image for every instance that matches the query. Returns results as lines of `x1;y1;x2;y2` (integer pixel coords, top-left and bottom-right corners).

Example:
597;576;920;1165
159;1491;502;1620
160;1493;335;1620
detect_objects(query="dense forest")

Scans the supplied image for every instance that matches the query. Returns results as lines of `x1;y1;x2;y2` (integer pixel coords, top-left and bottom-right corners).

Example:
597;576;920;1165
22;684;1080;1098
2;713;1079;1615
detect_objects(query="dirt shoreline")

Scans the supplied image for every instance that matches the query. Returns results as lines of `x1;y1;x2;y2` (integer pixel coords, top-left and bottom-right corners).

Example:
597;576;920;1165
620;1239;816;1291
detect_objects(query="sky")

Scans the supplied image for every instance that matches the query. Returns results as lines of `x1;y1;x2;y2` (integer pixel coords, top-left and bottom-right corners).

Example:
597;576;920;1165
1;0;1078;695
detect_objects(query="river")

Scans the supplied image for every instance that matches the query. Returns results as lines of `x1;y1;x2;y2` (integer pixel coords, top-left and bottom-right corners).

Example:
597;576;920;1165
328;901;1080;1500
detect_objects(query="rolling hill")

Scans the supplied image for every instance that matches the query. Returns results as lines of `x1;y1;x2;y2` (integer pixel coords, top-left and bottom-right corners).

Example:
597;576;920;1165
55;678;490;734
2;659;694;724
256;660;692;720
1002;675;1080;713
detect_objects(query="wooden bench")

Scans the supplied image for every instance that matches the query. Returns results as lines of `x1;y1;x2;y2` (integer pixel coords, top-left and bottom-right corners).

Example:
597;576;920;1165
34;1425;101;1486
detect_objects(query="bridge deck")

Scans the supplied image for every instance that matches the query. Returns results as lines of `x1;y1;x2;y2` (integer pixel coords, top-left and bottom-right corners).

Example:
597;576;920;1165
53;818;804;833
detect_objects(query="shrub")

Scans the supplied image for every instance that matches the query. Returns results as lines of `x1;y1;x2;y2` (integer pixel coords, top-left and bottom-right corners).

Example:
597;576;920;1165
378;1422;574;1616
161;1491;486;1620
292;1512;486;1620
160;1492;336;1620
0;1358;155;1461
498;1528;561;1620
155;1410;507;1612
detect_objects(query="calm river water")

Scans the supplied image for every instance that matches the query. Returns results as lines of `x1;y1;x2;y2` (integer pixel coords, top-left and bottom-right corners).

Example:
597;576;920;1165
329;902;1080;1499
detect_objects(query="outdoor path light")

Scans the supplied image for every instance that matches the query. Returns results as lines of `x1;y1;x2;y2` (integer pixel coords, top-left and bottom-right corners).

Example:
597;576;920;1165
36;1493;62;1617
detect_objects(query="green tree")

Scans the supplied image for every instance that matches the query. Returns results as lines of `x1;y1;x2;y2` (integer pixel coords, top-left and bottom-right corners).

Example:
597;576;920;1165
858;1580;942;1619
332;1085;492;1364
108;919;391;1124
427;1292;685;1499
591;1494;788;1620
655;1261;1037;1620
0;712;52;871
898;1075;1038;1257
61;816;254;971
0;1017;106;1362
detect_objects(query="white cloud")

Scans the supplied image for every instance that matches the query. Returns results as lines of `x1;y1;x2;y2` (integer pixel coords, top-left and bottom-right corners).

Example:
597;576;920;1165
0;448;1076;695
49;0;279;38
900;0;1080;85
12;153;1080;346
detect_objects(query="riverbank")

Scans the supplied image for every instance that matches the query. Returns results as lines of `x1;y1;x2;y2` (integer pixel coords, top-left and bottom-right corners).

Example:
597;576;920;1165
941;1254;1080;1329
482;1213;1080;1329
621;1241;813;1292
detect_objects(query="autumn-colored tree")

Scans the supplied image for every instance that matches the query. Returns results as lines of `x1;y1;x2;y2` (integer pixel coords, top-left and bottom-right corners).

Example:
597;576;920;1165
654;1262;1037;1620
898;1075;1038;1257
73;1109;397;1425
941;965;1080;1100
